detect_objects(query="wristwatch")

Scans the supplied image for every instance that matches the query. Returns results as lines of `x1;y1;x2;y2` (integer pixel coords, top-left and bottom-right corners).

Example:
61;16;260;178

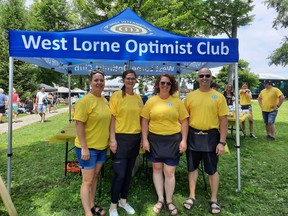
219;141;227;146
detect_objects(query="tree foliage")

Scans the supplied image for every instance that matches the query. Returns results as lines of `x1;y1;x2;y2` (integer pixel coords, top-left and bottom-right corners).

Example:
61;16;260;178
265;0;288;67
215;59;260;90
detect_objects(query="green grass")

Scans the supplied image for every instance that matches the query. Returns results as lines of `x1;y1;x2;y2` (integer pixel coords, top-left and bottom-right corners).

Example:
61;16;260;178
0;101;288;215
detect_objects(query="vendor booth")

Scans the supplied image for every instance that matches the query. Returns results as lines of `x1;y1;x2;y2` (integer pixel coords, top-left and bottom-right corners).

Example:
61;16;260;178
7;8;241;192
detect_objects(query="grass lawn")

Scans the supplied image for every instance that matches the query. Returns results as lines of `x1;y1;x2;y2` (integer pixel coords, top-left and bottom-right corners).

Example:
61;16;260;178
0;100;288;215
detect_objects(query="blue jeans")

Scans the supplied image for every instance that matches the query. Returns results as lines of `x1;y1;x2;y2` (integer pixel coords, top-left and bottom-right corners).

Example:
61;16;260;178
262;110;278;124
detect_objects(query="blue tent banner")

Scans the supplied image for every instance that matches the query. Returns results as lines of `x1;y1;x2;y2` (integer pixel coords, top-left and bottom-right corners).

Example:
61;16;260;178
9;8;239;75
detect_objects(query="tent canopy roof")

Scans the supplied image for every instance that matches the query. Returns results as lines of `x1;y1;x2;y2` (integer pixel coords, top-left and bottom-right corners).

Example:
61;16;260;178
9;8;239;76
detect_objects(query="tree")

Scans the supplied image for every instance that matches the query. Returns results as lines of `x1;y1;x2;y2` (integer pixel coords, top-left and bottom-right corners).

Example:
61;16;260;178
265;0;288;67
194;0;254;84
215;60;260;90
0;0;37;99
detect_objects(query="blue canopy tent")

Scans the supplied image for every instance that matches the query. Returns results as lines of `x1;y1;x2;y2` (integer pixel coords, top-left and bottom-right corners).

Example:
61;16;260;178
8;8;241;192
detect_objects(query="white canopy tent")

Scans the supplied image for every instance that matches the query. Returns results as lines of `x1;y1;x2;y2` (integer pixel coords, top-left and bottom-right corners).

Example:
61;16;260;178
7;8;241;192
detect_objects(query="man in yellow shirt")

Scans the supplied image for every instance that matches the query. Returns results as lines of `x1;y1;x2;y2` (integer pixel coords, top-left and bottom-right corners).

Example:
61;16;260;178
258;80;285;140
183;68;228;214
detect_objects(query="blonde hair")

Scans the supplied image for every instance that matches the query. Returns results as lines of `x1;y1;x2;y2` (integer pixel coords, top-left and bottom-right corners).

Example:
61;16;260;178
0;88;3;94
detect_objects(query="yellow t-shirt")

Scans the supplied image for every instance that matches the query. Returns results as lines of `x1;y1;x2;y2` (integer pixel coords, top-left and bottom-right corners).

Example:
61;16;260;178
73;93;111;150
109;90;143;134
239;89;251;105
141;95;189;135
258;87;283;112
184;89;228;130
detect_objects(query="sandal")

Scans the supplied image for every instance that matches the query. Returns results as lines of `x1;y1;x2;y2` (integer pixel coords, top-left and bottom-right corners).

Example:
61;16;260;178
210;201;221;214
183;197;195;210
91;204;106;216
153;201;164;214
166;202;178;215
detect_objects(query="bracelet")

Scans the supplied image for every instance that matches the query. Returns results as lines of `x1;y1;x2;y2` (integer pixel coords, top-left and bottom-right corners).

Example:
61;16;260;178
219;141;227;146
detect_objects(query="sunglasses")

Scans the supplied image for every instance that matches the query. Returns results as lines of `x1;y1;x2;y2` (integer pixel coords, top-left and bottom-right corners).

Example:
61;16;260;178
125;77;136;81
160;81;172;86
199;74;211;78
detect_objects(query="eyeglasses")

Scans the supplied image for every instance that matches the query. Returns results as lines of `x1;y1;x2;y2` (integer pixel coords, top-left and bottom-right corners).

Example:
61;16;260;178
125;77;136;81
160;81;172;86
199;74;211;78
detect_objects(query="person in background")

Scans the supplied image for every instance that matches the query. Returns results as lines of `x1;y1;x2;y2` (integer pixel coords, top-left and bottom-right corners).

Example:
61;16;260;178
258;80;285;141
141;74;189;216
183;68;228;214
222;84;235;106
109;70;143;216
52;93;58;112
0;88;8;123
12;88;20;122
36;87;48;123
24;96;34;114
239;82;257;138
74;70;111;216
47;93;54;113
210;83;219;91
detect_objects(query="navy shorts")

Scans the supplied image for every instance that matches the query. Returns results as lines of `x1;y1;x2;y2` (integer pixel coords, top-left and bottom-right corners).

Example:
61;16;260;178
186;150;218;175
146;152;180;166
262;110;278;124
75;147;107;170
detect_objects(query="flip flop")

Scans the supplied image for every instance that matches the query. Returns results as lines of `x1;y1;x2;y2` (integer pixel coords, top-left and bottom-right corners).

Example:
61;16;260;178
183;197;195;210
153;201;164;214
210;201;221;214
91;204;106;216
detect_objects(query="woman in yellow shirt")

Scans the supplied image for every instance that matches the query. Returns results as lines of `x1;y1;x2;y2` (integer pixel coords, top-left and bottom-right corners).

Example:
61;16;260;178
141;74;189;215
109;70;143;216
239;82;256;138
74;70;111;216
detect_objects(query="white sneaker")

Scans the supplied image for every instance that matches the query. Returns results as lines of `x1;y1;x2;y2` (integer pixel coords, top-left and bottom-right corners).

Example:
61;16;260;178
109;209;119;216
118;202;135;214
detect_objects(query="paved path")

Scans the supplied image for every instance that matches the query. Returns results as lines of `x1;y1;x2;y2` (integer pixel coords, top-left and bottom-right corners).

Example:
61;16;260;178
0;108;69;134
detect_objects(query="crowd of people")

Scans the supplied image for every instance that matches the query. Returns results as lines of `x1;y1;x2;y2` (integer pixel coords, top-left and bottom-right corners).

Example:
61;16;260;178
73;68;285;216
0;86;60;124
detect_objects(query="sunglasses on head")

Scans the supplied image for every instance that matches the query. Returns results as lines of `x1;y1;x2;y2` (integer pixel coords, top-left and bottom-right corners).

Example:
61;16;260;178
199;74;211;78
160;81;172;86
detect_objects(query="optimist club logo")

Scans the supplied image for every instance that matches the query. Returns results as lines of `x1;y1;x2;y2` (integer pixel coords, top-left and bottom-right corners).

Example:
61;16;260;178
104;21;154;35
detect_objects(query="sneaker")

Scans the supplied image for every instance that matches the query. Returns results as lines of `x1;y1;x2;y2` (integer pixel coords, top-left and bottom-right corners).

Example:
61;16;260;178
119;202;135;214
266;135;275;141
109;209;119;216
250;133;257;138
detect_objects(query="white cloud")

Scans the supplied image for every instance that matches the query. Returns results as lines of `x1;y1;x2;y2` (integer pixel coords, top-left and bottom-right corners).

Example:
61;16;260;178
212;0;287;79
238;0;288;78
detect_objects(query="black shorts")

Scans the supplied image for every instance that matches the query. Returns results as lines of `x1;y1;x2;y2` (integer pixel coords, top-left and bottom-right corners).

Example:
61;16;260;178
0;106;5;114
186;150;218;175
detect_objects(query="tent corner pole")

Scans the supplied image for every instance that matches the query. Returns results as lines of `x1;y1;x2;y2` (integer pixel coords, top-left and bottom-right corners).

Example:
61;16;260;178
68;70;72;123
234;62;241;192
7;57;14;193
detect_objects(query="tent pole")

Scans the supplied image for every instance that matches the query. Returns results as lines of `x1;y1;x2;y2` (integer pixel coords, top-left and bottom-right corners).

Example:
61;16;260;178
68;70;72;123
7;57;14;193
177;63;180;97
234;62;241;192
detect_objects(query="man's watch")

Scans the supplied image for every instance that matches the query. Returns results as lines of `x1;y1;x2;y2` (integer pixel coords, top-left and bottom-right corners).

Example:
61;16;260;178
219;141;227;146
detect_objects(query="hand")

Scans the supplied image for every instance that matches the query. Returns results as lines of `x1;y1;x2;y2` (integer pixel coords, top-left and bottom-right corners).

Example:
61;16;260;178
216;144;225;156
81;147;90;160
109;140;117;154
179;140;187;153
142;140;150;152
